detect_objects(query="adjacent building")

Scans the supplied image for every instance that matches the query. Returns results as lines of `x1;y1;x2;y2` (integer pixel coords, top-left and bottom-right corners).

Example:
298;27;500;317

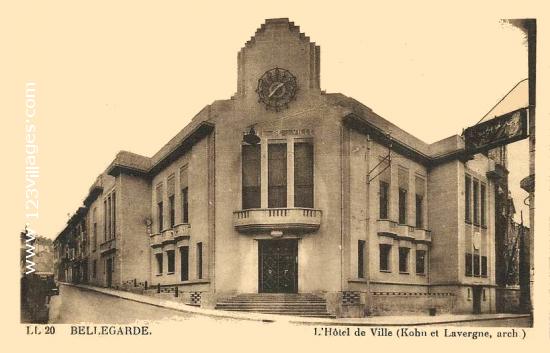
54;18;512;316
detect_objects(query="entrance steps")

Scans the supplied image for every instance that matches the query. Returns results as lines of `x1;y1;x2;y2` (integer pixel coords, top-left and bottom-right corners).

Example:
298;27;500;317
216;293;334;318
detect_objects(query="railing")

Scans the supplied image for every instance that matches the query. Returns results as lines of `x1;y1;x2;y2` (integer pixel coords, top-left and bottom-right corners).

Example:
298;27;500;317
377;219;432;243
150;224;191;247
99;238;116;254
233;208;322;233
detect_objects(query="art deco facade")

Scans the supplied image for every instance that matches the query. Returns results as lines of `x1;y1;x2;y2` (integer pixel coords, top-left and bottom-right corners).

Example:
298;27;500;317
54;18;506;317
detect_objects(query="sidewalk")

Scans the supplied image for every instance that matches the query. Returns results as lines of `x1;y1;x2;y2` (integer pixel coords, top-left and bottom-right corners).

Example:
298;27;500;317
61;283;531;326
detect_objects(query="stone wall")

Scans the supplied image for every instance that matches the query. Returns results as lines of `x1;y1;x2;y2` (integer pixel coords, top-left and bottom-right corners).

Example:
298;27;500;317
369;292;455;316
496;287;521;313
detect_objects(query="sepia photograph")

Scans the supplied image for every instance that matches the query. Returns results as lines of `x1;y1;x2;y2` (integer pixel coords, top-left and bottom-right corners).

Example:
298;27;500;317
5;1;549;350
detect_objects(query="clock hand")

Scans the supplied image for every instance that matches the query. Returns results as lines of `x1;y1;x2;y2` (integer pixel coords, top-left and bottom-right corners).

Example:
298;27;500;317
268;83;285;98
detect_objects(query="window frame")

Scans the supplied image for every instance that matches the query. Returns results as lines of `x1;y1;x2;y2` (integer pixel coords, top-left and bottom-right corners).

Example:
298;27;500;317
398;247;410;274
379;244;391;272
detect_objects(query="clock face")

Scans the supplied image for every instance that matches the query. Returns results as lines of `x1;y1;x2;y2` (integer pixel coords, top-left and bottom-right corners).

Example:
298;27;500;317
256;68;298;111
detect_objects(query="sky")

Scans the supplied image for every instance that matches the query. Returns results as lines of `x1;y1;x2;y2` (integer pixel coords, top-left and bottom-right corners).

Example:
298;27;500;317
3;1;532;239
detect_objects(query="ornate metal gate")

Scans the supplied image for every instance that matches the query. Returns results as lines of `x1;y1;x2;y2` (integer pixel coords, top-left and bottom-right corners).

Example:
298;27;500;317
259;239;298;293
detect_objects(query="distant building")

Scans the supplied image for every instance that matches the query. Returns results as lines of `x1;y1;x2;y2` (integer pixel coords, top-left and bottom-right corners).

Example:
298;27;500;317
54;18;508;317
20;230;54;275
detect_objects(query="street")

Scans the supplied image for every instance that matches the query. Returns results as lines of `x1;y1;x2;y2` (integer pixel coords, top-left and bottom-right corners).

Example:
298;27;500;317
49;284;200;324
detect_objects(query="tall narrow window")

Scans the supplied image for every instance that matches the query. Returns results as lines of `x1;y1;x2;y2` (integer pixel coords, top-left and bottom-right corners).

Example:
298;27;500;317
197;242;203;279
415;194;423;228
379;181;389;219
379;244;391;272
182;187;189;223
166;250;175;274
399;247;410;273
474;251;480;277
180;246;189;281
103;200;107;242
358;240;366;278
398;188;407;224
416;250;426;274
106;196;111;239
111;192;116;238
168;174;175;228
92;208;97;250
157;201;163;233
155;253;163;275
465;175;472;222
465;253;473;276
473;180;480;225
415;176;425;229
268;143;287;208
180;166;190;223
169;195;175;228
480;184;486;227
242;145;261;209
294;142;314;208
481;256;488;277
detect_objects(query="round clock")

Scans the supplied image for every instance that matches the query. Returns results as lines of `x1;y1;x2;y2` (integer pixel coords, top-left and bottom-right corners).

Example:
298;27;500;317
256;68;298;111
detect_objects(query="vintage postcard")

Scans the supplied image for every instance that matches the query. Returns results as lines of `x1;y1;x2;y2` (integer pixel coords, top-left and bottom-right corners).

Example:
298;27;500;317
4;1;549;351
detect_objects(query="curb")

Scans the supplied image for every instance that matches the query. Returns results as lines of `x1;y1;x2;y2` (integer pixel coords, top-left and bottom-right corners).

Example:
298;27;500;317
59;283;532;326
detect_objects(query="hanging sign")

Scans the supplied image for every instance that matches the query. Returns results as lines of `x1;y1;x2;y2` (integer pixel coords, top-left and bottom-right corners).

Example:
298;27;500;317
464;108;528;154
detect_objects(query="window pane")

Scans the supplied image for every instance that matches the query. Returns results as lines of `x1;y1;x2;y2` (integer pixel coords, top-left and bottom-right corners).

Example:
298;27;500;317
399;247;409;273
473;180;479;224
399;188;407;224
358;240;365;278
379;181;389;219
481;256;488;277
180;246;189;281
416;250;426;274
465;253;472;276
156;253;163;274
481;184;486;226
182;187;189;223
169;195;175;227
465;175;471;222
268;144;287;208
474;253;480;276
242;145;261;209
379;244;391;272
158;202;163;232
197;242;203;279
294;142;314;208
415;194;423;228
167;250;175;273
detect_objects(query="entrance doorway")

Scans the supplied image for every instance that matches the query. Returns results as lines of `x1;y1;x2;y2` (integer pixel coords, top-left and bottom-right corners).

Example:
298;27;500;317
472;286;482;314
106;258;113;288
259;239;298;293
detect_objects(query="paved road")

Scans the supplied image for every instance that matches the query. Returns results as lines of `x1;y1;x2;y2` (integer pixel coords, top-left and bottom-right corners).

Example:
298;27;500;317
49;284;205;324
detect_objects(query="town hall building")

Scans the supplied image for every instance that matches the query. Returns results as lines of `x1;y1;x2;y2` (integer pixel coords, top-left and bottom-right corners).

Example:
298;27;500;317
54;18;505;317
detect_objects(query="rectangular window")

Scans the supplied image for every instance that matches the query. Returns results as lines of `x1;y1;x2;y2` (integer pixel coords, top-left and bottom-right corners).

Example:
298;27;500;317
103;199;107;241
268;143;287;208
180;246;189;281
399;247;410;273
379;181;389;219
474;253;481;277
242;144;261;209
465;175;471;222
415;194;423;228
398;188;407;224
416;250;426;274
181;187;189;223
473;180;480;225
358;240;366;278
155;253;163;275
481;184;486;227
169;195;175;228
197;242;203;279
465;253;473;276
166;250;175;274
379;244;391;272
111;192;116;238
93;260;97;278
294;142;314;208
107;196;111;239
481;256;488;277
157;201;164;233
92;207;97;250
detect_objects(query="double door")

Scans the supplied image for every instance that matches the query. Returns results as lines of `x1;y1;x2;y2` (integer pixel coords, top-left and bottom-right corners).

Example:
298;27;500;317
259;239;298;293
